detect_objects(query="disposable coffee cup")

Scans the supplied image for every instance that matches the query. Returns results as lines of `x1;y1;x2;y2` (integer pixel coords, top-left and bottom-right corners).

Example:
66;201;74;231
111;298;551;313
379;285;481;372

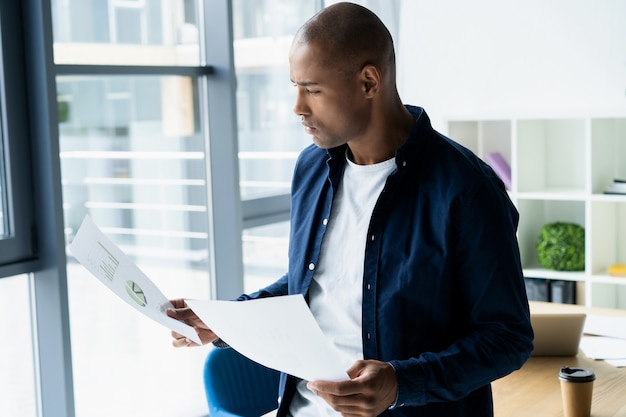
558;366;596;417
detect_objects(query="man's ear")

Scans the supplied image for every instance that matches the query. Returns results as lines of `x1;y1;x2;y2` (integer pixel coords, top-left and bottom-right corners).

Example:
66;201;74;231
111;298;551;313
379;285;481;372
360;64;381;97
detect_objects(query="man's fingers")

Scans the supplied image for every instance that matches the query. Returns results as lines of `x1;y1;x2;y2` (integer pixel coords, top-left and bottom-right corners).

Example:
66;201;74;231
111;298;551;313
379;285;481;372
308;380;360;397
170;330;200;348
307;386;369;416
307;360;398;417
166;306;196;321
169;298;188;309
171;331;188;348
168;298;200;321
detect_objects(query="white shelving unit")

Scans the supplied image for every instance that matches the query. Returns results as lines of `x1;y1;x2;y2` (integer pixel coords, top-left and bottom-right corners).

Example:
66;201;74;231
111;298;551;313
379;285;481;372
447;116;626;309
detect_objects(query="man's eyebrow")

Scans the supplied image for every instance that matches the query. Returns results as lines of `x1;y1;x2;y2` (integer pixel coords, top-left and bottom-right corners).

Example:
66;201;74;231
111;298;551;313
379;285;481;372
290;80;320;87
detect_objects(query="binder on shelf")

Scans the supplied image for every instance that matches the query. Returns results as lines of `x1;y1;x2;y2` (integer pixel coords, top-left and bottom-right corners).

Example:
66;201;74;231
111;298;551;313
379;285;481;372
525;278;549;302
549;280;576;304
524;278;576;304
485;152;512;190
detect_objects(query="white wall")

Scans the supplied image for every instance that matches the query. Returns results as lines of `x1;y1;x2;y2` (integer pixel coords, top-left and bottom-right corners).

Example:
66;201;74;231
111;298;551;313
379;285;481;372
324;0;401;42
396;0;626;130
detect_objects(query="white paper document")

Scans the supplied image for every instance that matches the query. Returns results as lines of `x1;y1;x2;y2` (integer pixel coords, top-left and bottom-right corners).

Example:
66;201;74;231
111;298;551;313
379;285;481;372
69;215;201;345
186;296;352;382
579;335;626;360
605;359;626;368
584;314;626;340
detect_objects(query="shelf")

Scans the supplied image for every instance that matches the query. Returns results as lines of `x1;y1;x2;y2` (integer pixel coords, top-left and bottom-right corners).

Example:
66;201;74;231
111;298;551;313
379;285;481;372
523;268;586;282
448;115;626;309
589;275;626;285
591;193;626;202
515;190;586;200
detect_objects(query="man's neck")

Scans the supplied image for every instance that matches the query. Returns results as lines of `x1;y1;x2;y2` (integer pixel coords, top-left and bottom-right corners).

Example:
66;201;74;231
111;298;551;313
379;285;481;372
347;104;415;165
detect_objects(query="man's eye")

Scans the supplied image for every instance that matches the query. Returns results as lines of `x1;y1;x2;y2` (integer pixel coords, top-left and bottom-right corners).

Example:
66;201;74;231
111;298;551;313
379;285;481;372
307;90;320;95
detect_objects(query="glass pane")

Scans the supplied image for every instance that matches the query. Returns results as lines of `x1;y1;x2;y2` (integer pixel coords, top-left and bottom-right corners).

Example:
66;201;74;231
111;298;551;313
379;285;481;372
51;0;201;66
242;221;289;293
0;275;37;417
233;0;317;199
59;75;211;417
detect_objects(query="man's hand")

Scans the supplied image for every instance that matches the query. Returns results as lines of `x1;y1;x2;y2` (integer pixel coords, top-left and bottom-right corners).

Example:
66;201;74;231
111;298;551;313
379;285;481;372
307;359;398;417
166;299;218;347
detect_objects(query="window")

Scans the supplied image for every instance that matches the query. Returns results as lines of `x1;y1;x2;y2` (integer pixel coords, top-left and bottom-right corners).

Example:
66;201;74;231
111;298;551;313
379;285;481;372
52;0;200;66
0;7;39;412
59;74;212;416
0;0;37;274
0;275;36;417
234;0;317;200
1;0;320;415
50;1;240;416
242;220;289;293
233;0;320;291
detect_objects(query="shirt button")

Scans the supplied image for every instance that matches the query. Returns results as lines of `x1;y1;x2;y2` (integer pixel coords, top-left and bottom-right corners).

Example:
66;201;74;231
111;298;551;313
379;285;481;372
367;333;371;340
308;263;315;271
402;161;407;167
367;284;371;290
370;234;375;241
323;218;328;226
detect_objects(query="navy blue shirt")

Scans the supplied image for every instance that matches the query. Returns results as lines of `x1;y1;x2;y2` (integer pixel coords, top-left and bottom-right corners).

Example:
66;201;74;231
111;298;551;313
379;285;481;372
241;106;533;416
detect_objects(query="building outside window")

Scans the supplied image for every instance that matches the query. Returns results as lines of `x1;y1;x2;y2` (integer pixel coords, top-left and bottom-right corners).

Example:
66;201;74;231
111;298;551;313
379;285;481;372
234;0;316;199
52;0;317;416
233;0;319;292
52;1;214;415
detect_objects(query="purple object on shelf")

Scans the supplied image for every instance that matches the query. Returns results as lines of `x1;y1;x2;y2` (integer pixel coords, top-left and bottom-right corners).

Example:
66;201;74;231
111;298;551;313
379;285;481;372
485;152;512;190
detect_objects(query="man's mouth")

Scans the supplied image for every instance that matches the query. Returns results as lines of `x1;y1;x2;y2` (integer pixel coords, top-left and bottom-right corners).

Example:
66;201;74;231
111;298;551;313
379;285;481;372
302;122;317;135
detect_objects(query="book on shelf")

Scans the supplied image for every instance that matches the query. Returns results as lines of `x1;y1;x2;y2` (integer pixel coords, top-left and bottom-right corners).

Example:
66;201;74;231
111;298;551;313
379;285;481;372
604;179;626;195
485;152;511;190
608;263;626;277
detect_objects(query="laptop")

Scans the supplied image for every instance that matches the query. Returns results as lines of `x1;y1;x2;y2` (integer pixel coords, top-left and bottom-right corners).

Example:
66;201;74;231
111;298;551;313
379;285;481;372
530;313;587;356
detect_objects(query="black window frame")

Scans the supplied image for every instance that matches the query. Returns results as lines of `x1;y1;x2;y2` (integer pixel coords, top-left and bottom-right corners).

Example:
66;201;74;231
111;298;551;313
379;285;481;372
0;0;39;277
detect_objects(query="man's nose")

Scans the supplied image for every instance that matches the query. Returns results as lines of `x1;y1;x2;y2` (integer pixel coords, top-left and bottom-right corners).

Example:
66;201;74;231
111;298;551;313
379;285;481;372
293;89;310;116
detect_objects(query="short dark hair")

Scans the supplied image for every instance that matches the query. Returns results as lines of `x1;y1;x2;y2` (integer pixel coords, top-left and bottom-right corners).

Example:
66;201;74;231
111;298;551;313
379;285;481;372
294;2;395;80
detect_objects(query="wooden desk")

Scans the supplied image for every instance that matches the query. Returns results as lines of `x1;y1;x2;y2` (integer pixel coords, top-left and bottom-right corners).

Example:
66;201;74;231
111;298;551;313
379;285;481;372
493;354;626;416
494;302;626;416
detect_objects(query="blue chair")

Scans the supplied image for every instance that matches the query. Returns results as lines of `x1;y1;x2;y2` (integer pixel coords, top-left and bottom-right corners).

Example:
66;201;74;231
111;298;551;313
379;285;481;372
203;347;281;417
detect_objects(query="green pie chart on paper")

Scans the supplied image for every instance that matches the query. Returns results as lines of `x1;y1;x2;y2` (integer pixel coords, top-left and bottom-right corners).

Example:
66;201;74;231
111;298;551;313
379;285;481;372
125;280;147;307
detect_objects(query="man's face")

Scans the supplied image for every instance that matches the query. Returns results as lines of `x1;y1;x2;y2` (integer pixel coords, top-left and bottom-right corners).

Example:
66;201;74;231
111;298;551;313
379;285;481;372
289;41;370;149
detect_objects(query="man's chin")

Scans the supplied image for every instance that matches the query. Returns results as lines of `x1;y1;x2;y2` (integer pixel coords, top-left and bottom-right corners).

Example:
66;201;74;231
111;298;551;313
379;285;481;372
311;136;339;150
311;136;327;149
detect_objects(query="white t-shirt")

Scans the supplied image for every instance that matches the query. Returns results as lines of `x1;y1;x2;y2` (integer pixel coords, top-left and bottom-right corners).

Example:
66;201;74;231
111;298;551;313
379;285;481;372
288;152;396;416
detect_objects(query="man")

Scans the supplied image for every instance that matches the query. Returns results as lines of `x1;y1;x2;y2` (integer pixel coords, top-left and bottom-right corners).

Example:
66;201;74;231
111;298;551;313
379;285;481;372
168;2;533;416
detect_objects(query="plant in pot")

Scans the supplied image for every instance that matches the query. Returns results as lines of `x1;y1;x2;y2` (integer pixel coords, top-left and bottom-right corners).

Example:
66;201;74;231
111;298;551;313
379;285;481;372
536;222;585;271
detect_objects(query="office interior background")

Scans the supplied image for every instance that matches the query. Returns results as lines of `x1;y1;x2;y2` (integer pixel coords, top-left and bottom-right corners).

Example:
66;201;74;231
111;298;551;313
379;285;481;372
0;0;624;416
